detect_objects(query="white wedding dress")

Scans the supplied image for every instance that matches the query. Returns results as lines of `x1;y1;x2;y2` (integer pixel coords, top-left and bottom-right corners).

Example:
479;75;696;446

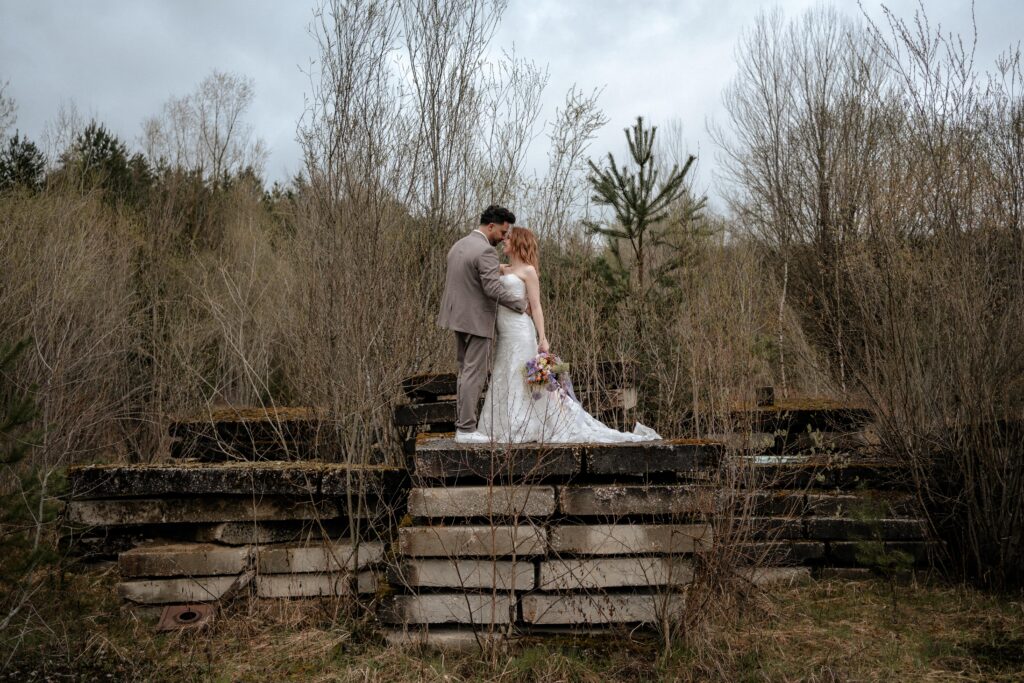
477;274;662;443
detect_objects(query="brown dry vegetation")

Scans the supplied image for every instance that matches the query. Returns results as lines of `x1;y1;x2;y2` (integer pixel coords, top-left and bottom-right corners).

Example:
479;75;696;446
4;570;1023;682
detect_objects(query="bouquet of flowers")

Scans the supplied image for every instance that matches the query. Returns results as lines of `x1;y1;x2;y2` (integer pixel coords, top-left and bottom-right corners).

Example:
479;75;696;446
523;352;576;401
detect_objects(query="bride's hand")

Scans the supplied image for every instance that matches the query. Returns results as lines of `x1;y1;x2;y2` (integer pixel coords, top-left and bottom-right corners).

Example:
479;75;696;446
538;338;550;354
499;264;509;275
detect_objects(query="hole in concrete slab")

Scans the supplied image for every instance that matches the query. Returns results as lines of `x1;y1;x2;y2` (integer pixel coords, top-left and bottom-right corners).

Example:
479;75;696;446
157;604;215;631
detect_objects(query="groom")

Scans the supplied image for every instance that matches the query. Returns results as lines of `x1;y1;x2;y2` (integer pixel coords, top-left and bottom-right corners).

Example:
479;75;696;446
438;205;528;444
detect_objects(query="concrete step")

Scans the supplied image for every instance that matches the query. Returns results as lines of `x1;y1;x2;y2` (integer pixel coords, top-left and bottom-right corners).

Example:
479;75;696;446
119;543;251;578
538;558;693;590
521;593;684;625
257;540;385;573
399;525;546;558
584;440;722;476
394;559;535;590
549;524;712;555
401;374;458;401
394;401;457;427
413;440;580;479
67;497;341;526
381;594;516;625
407;486;556;518
559;485;714;517
67;461;402;499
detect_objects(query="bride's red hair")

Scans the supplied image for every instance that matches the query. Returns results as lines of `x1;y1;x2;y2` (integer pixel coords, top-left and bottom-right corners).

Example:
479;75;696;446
506;226;540;274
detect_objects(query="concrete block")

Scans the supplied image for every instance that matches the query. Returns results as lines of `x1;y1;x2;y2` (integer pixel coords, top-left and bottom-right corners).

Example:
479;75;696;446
399;525;546;557
67;461;401;499
549;524;712;555
559;485;714;517
408;486;556;518
749;517;805;540
804;493;860;516
67;497;339;526
257;540;384;573
731;541;826;565
384;628;505;651
736;491;807;516
585;440;722;476
538;558;693;590
119;543;251;578
381;594;515;625
806;517;927;541
254;572;377;598
414;441;581;479
393;401;457;427
117;576;243;604
395;560;535;590
195;520;346;546
827;541;936;566
521;593;685;625
401;373;458;401
741;566;813;587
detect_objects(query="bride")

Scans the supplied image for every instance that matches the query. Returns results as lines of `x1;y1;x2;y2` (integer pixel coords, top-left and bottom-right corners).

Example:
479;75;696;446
477;226;661;443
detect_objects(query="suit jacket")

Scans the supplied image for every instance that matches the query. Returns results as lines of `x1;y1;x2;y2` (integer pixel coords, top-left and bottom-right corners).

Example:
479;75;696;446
437;231;526;339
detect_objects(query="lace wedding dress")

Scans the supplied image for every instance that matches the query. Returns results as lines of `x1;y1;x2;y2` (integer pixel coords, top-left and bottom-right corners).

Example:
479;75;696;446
477;274;662;443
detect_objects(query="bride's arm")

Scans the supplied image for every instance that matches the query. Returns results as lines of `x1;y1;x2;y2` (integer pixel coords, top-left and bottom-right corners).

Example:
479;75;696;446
522;266;550;353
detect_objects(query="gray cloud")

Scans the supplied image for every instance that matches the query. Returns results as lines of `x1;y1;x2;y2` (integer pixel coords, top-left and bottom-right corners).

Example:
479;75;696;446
2;0;1020;203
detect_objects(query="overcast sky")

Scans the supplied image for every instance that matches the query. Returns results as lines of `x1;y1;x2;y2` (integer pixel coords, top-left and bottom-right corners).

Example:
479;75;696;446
2;1;1021;206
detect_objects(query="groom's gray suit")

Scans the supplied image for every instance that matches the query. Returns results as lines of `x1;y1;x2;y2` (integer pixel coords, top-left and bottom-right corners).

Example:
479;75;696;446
438;230;527;432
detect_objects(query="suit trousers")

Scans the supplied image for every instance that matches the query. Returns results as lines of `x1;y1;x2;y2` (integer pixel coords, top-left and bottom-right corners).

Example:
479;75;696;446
454;331;492;432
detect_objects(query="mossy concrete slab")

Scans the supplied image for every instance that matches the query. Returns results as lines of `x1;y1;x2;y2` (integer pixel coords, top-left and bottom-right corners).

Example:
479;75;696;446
585;440;722;476
806;517;927;541
67;497;340;526
67;461;403;499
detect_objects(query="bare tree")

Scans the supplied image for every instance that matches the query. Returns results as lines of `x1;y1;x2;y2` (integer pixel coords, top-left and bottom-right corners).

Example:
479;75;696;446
144;70;267;182
0;80;15;141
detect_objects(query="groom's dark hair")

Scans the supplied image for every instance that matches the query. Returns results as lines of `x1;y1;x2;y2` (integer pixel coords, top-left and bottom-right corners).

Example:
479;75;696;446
480;204;516;225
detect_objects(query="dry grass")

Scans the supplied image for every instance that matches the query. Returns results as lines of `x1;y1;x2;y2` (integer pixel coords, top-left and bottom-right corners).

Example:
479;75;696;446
4;566;1022;682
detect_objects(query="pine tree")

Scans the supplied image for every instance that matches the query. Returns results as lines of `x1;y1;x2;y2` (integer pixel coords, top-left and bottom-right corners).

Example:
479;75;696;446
0;132;45;192
585;116;705;295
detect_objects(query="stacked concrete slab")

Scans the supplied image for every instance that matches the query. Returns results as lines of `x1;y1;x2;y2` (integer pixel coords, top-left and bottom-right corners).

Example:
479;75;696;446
384;377;934;644
66;458;403;614
381;438;723;640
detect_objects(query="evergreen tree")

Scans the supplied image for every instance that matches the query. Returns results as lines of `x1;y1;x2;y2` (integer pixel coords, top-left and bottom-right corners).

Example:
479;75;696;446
585;117;705;295
59;121;152;207
0;132;45;192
